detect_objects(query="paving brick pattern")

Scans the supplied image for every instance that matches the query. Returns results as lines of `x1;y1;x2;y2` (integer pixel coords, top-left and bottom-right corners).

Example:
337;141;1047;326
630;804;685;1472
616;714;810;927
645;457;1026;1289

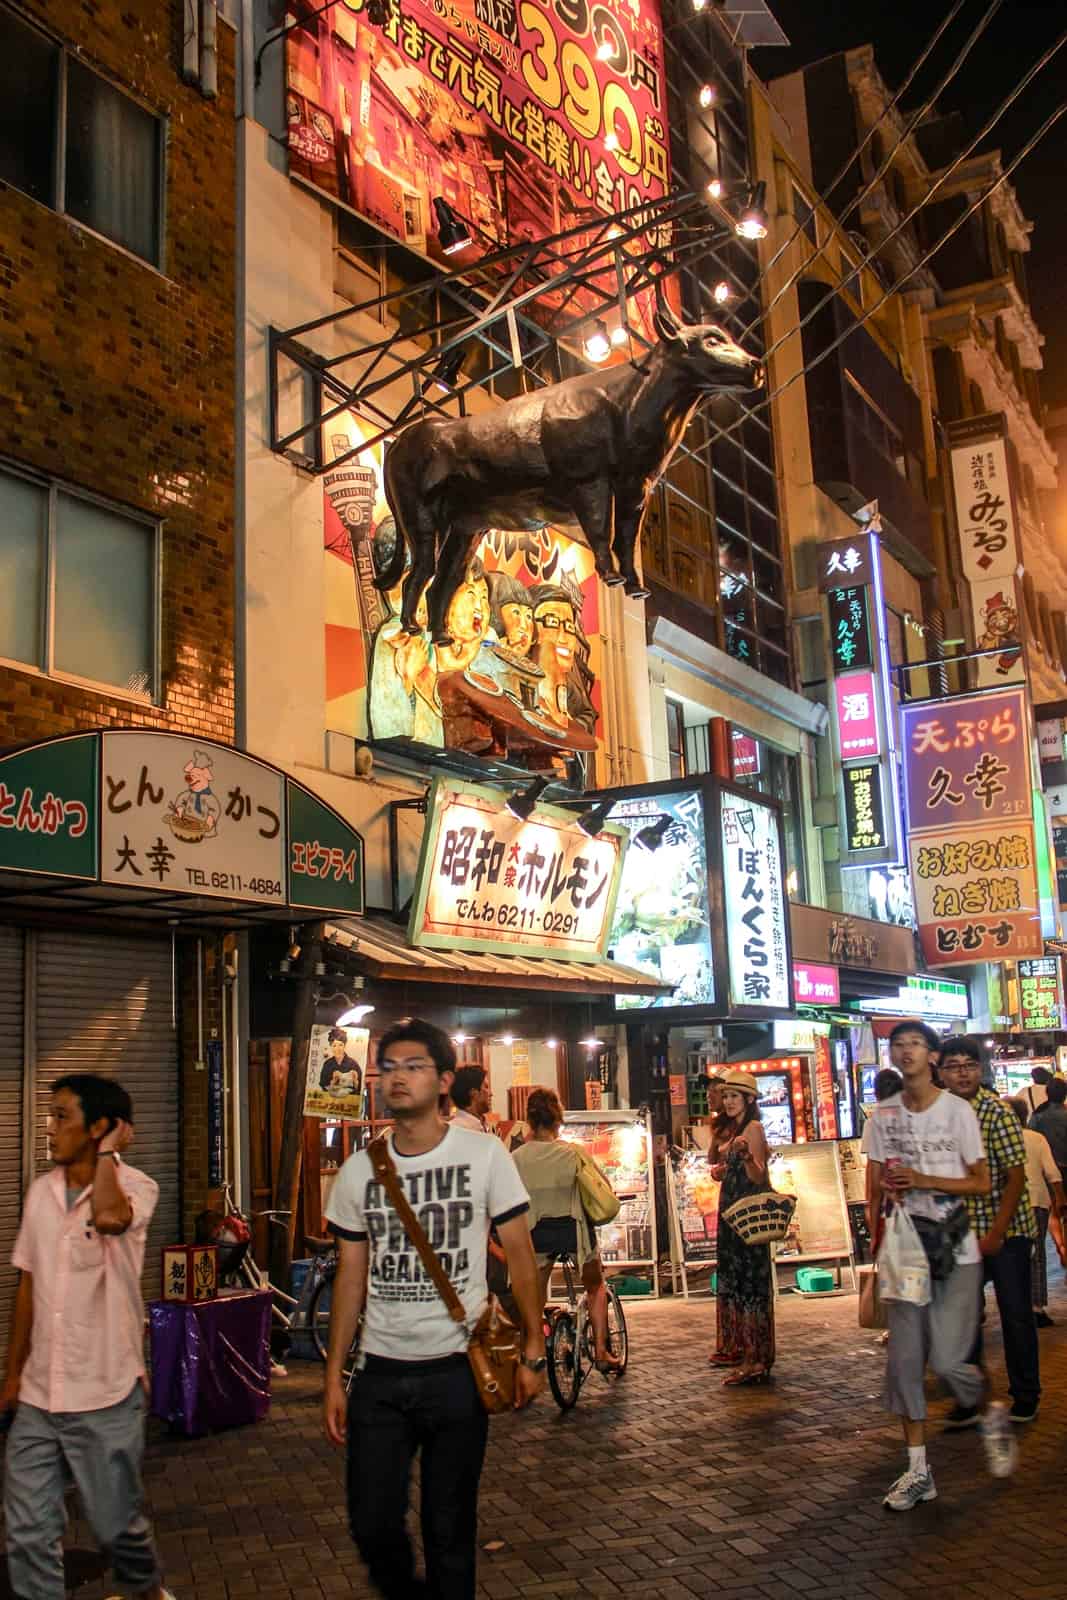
20;1264;1067;1600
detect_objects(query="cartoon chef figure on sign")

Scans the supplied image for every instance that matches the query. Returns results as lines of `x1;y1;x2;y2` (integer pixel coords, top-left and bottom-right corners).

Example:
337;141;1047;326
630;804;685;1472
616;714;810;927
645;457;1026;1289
166;750;222;844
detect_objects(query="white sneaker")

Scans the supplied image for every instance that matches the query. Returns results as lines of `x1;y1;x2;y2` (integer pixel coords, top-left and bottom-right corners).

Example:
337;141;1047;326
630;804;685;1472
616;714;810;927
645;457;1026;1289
980;1403;1018;1479
883;1466;937;1511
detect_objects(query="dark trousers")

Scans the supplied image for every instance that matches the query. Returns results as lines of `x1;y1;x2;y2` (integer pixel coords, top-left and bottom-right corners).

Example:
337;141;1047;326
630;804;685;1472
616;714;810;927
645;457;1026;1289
970;1235;1040;1407
346;1355;488;1600
1033;1207;1050;1310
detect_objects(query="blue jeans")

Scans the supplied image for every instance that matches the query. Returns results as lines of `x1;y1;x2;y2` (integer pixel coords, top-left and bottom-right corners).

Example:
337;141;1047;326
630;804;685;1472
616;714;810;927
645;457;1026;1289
4;1383;161;1600
346;1354;488;1599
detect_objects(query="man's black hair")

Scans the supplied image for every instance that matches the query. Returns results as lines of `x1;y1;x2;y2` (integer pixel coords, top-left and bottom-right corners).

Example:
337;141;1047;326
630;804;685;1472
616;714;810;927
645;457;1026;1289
937;1035;982;1065
888;1019;941;1052
375;1019;457;1075
874;1067;903;1102
1033;1066;1052;1085
1046;1078;1067;1105
51;1074;132;1133
450;1065;487;1110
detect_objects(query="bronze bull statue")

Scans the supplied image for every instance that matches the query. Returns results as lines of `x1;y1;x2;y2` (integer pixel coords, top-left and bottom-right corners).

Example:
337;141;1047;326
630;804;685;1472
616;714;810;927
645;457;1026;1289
377;301;764;644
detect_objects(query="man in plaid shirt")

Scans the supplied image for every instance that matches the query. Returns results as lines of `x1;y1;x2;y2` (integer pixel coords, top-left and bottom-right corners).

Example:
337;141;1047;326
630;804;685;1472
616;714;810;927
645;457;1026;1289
940;1035;1040;1425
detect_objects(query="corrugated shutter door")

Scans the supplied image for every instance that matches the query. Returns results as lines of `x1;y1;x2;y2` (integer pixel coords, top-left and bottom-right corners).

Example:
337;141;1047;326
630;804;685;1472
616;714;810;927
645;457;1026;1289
0;927;23;1361
35;933;179;1297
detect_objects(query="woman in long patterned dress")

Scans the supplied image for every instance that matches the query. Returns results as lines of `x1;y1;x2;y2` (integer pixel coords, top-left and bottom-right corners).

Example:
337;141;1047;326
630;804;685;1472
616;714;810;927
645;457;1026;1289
708;1070;775;1385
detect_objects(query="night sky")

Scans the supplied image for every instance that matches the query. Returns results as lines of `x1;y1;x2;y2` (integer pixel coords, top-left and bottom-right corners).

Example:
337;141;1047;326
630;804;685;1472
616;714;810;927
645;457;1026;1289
752;2;1067;409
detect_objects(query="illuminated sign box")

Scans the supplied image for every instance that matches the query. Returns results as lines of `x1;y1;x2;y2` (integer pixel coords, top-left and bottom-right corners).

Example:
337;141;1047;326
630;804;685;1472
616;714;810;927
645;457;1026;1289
793;961;840;1006
604;776;794;1019
856;975;970;1021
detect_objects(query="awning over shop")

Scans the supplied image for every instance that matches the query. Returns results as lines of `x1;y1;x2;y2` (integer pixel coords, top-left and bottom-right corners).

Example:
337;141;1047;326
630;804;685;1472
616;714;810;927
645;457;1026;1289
325;915;672;998
0;730;365;928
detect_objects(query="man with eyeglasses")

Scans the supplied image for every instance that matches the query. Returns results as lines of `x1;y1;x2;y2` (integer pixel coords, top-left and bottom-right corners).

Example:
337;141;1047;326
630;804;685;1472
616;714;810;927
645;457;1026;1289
323;1019;545;1599
940;1034;1040;1427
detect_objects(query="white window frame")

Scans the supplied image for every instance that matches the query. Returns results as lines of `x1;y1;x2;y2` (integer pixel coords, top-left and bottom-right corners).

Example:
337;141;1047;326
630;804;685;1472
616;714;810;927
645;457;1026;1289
0;459;162;705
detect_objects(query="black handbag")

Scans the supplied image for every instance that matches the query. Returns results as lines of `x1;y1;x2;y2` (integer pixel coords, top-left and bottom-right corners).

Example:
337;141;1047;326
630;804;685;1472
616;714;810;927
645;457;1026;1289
911;1202;971;1281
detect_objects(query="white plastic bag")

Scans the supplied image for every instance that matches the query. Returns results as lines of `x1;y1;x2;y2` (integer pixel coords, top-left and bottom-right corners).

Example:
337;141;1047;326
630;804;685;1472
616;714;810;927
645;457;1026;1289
876;1206;931;1307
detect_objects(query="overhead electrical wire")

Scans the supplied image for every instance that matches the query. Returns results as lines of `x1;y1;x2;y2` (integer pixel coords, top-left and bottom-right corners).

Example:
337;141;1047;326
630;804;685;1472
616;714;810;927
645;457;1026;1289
700;98;1067;463
741;0;1002;346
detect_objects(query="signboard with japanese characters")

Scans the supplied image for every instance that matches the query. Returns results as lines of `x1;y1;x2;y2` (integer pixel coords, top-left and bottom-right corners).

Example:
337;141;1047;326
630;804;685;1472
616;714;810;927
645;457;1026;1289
903;689;1040;966
843;762;887;853
719;789;792;1014
816;532;874;593
731;730;760;778
827;586;873;674
304;1021;371;1119
834;672;881;760
1018;957;1062;1032
0;732;365;918
410;776;626;960
948;428;1024;688
901;690;1031;831
101;734;287;903
793;962;840;1006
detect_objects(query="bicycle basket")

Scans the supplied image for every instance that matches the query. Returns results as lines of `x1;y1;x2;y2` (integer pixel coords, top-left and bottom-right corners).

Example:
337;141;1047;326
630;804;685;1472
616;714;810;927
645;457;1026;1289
719;1190;797;1246
194;1209;251;1278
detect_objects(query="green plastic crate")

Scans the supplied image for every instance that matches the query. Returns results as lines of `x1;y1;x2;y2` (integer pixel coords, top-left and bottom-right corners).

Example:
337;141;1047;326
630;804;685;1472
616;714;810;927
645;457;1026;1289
795;1267;834;1293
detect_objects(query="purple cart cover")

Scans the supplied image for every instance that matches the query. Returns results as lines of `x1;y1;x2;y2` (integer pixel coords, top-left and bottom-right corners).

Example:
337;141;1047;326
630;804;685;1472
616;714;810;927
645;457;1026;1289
148;1290;271;1436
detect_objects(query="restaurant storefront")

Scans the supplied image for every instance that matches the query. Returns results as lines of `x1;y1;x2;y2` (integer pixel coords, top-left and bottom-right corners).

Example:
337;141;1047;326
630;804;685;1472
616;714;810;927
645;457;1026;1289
0;730;365;1347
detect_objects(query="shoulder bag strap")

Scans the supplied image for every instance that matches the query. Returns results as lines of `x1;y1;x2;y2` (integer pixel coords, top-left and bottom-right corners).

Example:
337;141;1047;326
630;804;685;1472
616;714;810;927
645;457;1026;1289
367;1136;467;1326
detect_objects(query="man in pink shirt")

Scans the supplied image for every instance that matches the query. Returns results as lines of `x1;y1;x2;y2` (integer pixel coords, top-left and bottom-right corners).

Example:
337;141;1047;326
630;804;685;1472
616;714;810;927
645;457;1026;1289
0;1074;172;1600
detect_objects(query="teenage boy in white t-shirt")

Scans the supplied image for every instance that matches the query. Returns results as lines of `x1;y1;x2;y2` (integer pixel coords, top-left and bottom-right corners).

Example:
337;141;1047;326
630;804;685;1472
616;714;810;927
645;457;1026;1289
866;1021;1016;1512
323;1019;545;1599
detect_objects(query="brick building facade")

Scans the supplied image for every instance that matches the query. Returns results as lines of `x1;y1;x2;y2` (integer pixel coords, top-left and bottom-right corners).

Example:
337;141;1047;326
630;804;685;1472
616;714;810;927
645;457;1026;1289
0;0;238;1306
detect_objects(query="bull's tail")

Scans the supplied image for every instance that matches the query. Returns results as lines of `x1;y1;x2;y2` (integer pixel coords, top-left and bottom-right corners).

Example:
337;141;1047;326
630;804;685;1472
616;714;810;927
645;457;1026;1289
376;447;411;593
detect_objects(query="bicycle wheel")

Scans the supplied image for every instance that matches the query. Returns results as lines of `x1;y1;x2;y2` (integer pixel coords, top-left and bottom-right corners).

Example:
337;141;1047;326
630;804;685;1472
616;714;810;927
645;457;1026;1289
308;1269;361;1383
604;1287;629;1375
547;1310;582;1410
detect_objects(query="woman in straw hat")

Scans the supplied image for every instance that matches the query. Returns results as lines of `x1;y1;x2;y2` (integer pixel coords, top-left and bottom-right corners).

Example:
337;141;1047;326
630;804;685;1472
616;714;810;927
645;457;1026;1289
708;1070;774;1384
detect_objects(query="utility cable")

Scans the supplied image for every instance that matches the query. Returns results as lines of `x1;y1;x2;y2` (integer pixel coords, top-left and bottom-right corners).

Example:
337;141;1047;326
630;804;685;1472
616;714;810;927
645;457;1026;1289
750;0;974;320
742;0;1002;354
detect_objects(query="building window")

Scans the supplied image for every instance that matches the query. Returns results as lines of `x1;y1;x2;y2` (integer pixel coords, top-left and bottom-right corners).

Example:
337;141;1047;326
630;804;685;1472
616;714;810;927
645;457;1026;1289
0;6;163;266
665;699;687;779
0;465;158;698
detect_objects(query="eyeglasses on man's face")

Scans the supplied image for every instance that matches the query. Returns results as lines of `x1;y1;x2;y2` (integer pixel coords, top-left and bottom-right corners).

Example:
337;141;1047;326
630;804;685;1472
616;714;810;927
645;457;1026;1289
379;1058;439;1076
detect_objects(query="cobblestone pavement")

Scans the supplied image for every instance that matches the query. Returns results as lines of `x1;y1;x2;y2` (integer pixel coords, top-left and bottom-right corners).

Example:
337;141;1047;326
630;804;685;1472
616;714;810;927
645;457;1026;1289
13;1263;1067;1600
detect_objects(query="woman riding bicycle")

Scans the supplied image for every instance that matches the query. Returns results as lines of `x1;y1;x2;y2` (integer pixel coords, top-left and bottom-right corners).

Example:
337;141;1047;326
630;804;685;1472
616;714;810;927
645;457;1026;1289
513;1087;623;1370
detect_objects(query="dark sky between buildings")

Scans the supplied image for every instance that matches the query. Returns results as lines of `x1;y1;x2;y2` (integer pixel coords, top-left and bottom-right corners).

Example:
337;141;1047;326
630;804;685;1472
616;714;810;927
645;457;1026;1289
752;2;1067;409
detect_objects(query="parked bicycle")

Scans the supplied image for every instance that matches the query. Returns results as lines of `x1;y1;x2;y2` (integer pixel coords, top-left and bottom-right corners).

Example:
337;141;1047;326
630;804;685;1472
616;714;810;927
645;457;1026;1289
544;1247;629;1410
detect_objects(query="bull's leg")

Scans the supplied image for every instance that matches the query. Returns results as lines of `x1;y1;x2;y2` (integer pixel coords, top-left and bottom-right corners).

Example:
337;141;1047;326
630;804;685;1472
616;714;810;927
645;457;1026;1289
570;481;623;586
427;525;480;646
396;498;440;635
612;484;651;599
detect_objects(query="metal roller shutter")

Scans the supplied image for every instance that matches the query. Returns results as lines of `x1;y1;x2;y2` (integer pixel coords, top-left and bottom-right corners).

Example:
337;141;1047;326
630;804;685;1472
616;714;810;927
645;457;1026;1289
35;932;180;1298
0;927;23;1362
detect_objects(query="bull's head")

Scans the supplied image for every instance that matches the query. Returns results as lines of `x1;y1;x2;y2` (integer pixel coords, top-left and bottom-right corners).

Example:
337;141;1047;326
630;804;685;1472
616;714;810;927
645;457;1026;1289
653;298;764;394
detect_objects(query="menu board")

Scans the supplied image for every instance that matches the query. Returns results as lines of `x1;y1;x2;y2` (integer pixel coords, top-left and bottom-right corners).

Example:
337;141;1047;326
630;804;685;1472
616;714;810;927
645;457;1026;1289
769;1142;851;1260
561;1111;654;1265
671;1149;721;1264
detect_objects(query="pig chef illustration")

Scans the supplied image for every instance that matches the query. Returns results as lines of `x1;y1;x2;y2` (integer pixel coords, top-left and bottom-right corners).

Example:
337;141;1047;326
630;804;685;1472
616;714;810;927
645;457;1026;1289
165;750;222;843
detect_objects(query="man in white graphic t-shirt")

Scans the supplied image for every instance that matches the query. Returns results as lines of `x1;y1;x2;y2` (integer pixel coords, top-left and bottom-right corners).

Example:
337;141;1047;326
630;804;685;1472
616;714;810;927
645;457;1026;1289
323;1019;545;1599
866;1020;1015;1513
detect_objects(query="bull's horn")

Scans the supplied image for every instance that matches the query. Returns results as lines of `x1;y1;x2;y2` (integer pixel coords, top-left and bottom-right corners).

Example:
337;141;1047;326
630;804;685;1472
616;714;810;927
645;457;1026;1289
653;281;684;343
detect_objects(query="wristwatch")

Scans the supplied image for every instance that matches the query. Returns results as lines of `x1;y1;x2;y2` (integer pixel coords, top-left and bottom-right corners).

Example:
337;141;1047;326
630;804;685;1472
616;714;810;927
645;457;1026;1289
520;1354;547;1373
99;1150;121;1162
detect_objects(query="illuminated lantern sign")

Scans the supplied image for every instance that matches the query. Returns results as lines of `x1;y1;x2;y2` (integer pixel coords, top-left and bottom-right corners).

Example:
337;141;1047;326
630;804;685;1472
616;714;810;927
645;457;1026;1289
719;789;791;1014
816;531;875;592
948;427;1024;689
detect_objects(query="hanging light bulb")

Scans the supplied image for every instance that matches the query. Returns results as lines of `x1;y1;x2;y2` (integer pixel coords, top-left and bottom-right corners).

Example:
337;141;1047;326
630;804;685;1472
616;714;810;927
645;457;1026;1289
544;1037;559;1050
499;1033;515;1047
698;83;716;109
713;280;731;304
610;324;630;348
706;177;723;200
581;1036;603;1049
692;0;707;11
583;320;611;362
735;181;768;241
453;1032;470;1044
